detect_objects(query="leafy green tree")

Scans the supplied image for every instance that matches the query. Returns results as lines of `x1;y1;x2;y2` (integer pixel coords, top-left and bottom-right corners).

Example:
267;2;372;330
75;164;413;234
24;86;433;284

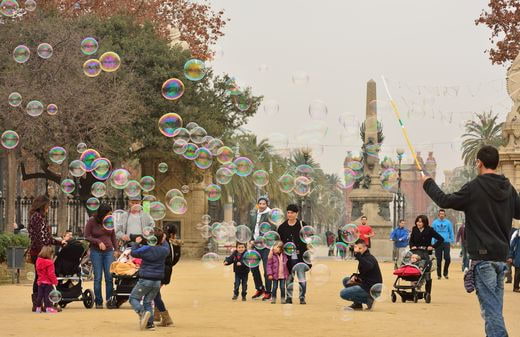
461;111;504;166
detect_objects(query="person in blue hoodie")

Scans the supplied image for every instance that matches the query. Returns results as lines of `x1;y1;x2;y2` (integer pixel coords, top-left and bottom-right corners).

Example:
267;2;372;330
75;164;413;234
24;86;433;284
129;227;169;331
507;227;520;292
390;219;410;269
431;209;454;279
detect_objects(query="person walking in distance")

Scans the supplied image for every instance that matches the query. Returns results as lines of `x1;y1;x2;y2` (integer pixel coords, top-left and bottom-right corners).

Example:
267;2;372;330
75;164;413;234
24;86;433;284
247;197;274;301
423;145;520;337
431;210;455;279
390;219;409;269
358;216;375;247
457;223;469;272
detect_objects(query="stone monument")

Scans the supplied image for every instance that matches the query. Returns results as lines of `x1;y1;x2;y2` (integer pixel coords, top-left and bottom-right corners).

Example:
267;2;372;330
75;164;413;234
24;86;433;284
348;79;394;260
499;53;520;192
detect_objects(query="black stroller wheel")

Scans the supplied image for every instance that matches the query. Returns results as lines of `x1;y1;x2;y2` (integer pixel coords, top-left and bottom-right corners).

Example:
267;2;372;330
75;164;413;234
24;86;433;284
83;289;94;309
391;292;397;303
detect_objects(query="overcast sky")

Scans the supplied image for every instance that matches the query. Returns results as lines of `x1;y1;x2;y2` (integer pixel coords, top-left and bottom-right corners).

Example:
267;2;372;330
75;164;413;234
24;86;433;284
210;0;511;182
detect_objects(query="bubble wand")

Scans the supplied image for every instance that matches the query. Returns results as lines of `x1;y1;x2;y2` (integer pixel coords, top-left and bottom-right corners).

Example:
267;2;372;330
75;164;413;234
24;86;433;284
381;76;424;176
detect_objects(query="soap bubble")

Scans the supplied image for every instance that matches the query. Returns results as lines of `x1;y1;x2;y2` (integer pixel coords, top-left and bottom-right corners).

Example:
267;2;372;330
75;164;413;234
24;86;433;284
92;158;112;180
242;250;261;268
278;174;295;193
269;208;285;226
83;59;102;77
205;184;222;201
259;222;272;235
165;189;184;202
299;226;316;244
80;149;100;172
263;99;279;116
216;146;234;164
49;289;62;304
26;100;44;117
186;122;199;131
99;52;121;72
158;113;183;137
235;225;252;243
91;182;107;198
140;176;156;192
49;146;67;164
370;283;388;302
181;185;190;194
381;168;398;191
76;142;87;153
291;262;310;282
158;162;168;173
291;71;309;85
69;160;86;177
173;139;188;155
339;224;360;244
167;196;188;214
13;45;30;63
283;242;296;256
1;0;19;17
308;100;328;120
183;59;206;81
110;168;130;189
37;43;53;59
183;143;199;160
201;252;220;269
253;237;266;250
47;104;58;116
207;138;224;155
215;167;233;185
124;180;141;198
60;179;75;194
24;0;36;11
26;271;35;281
201;214;211;225
1;130;19;149
252;170;269;187
173;127;190;142
86;197;100;211
194;147;213;169
102;215;114;231
303;250;316;265
8;92;22;107
263;231;280;249
80;37;98;56
233;92;251;111
149;201;166;220
161;78;185;100
233;157;254;177
294;176;312;197
190;126;207;144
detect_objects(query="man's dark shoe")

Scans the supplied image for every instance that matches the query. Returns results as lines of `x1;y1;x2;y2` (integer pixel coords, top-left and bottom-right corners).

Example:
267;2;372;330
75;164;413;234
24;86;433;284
232;295;238;300
145;323;155;331
242;296;247;301
96;303;103;309
285;298;292;304
444;275;449;280
299;298;306;305
366;297;375;310
437;276;441;280
348;302;363;311
252;290;264;299
513;288;520;293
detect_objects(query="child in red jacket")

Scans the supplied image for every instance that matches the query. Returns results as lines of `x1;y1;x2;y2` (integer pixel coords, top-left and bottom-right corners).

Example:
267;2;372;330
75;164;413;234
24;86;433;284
266;242;289;304
35;245;58;313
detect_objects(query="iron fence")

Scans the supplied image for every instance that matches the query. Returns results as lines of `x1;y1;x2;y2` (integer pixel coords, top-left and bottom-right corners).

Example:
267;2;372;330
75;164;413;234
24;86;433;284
0;196;128;235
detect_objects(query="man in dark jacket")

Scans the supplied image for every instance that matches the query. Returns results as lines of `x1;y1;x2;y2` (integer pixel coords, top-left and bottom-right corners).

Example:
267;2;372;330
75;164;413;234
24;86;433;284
247;196;274;301
277;204;310;304
422;145;520;337
339;239;382;310
129;228;169;331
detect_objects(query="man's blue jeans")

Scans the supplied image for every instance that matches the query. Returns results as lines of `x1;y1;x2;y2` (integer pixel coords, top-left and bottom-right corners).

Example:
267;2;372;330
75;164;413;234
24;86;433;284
251;247;271;294
90;249;114;305
340;277;370;304
474;261;508;337
130;279;161;325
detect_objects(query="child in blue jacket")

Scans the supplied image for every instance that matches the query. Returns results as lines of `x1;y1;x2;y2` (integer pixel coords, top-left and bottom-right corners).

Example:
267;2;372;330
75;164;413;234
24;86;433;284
129;227;169;330
508;228;520;292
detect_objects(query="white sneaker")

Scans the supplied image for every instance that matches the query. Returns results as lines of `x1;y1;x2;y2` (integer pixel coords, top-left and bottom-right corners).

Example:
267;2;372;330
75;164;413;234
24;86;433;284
140;311;151;330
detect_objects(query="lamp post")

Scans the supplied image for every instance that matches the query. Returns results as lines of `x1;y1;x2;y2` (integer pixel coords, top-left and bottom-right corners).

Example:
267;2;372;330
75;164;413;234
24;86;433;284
393;148;405;229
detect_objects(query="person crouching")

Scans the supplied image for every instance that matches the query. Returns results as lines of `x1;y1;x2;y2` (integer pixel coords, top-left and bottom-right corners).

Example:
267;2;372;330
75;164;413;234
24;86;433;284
129;228;169;331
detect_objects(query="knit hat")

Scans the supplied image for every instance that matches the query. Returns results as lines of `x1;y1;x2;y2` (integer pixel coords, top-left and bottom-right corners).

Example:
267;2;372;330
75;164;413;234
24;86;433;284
257;196;269;205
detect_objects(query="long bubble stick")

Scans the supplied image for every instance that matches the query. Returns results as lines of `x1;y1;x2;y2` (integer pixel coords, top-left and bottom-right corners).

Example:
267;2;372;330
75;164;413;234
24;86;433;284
381;76;424;174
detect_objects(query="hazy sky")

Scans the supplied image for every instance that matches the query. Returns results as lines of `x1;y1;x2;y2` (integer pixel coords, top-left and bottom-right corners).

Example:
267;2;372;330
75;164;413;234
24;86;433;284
210;0;511;182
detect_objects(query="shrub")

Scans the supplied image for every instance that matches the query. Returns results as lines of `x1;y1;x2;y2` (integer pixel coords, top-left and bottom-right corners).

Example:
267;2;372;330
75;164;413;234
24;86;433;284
0;233;30;263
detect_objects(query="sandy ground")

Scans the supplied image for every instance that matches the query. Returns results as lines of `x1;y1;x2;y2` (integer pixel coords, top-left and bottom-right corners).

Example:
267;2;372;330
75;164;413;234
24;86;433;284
1;258;519;337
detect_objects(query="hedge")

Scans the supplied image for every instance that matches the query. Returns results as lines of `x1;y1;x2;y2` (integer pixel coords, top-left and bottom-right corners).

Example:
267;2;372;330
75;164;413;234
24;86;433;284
0;233;30;263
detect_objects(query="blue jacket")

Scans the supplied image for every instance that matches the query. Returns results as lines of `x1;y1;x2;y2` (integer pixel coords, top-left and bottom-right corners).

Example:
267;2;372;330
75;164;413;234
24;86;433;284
389;227;409;248
509;230;520;267
431;218;454;244
131;241;170;281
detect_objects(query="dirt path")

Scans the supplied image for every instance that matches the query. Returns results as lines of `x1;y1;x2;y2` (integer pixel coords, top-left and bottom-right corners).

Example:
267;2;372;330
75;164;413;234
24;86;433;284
1;259;518;337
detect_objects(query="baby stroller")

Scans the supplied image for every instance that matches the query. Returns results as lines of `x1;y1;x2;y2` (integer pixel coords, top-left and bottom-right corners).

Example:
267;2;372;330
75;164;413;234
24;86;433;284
54;239;94;309
106;248;139;309
391;248;433;304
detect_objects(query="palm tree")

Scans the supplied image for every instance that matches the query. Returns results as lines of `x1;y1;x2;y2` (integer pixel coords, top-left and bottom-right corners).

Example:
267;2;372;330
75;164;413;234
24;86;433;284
461;111;504;166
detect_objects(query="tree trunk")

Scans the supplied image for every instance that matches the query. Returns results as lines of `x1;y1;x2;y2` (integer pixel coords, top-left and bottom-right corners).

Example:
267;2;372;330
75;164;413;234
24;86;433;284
6;151;17;233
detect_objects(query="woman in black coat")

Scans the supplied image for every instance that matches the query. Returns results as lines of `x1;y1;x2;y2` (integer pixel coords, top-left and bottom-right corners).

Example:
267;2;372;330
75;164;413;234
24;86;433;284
153;224;181;326
409;214;444;295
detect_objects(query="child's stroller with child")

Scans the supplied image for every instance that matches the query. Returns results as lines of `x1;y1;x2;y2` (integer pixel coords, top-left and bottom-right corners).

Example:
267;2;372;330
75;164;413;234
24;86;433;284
54;238;94;308
106;247;140;309
391;248;433;303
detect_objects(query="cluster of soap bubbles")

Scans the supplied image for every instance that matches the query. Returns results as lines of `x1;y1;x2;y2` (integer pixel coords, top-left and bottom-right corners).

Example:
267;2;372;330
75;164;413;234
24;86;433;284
7;91;59;118
0;0;36;17
80;37;120;77
12;42;53;64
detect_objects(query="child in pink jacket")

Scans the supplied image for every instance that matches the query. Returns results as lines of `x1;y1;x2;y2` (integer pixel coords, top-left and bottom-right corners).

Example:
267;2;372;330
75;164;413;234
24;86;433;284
35;246;59;313
267;242;289;304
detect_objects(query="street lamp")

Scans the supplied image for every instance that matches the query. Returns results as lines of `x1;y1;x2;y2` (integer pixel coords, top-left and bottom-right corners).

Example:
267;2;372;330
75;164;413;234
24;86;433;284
393;148;405;229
